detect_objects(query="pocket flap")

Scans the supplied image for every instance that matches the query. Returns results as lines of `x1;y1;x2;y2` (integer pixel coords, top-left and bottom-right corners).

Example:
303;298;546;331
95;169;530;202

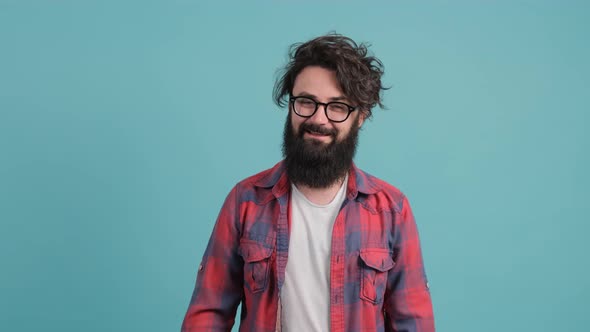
360;249;395;272
239;240;273;263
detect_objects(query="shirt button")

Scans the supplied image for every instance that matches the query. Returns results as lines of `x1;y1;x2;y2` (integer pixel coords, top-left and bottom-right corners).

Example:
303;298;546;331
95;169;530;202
199;264;203;272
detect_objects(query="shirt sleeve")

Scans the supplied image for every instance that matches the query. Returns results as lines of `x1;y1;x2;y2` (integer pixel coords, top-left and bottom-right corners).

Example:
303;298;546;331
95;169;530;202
383;195;435;332
181;185;243;332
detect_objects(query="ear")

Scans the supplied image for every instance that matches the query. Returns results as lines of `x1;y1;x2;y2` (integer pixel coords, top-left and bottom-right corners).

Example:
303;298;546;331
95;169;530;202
357;110;367;128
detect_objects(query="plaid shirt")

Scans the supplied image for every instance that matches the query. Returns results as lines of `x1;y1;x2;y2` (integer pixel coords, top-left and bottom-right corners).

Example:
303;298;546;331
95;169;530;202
182;161;434;332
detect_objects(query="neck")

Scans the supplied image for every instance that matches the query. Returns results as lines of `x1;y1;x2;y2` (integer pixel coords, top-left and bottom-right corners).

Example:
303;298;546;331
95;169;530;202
293;176;346;205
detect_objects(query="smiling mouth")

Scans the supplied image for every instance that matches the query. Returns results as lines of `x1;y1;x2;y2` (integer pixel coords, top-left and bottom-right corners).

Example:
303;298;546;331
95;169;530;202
305;130;331;139
306;129;331;137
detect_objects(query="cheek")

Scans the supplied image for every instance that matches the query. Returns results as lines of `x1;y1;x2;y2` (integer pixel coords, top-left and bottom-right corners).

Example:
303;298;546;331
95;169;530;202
291;117;304;135
335;115;360;140
334;125;349;140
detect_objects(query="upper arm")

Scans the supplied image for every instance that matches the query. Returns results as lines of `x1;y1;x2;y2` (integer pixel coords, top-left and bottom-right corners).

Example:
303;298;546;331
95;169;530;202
384;195;435;331
181;185;244;331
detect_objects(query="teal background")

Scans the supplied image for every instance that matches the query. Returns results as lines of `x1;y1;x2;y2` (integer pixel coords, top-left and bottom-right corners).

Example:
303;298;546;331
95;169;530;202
1;1;588;331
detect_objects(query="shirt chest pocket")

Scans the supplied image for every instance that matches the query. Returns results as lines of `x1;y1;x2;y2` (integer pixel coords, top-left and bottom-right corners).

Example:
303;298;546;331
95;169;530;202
359;248;395;304
239;239;273;293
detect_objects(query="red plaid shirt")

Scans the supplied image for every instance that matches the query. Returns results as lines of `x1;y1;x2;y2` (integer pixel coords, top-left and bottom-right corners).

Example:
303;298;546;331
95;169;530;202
182;161;434;332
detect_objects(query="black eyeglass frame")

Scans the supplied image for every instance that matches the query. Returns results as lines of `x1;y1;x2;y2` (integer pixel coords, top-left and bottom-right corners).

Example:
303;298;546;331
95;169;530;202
289;96;358;123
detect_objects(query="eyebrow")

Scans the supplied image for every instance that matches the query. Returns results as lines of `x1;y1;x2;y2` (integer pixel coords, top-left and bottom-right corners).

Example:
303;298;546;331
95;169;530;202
295;91;349;102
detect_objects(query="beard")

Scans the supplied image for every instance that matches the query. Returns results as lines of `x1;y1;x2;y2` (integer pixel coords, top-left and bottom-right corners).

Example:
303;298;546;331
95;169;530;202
282;113;360;188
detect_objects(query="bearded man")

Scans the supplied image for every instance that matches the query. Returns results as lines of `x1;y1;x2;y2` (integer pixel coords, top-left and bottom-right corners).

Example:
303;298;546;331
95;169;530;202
182;34;435;332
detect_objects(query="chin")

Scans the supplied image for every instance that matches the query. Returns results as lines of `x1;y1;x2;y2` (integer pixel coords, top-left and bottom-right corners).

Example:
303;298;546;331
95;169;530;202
306;137;332;146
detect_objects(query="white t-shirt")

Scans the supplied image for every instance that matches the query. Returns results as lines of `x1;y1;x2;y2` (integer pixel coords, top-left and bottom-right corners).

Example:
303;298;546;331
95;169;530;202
280;177;348;331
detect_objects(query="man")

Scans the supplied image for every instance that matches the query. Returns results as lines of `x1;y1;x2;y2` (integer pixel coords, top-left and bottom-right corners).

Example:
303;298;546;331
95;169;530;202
182;33;435;332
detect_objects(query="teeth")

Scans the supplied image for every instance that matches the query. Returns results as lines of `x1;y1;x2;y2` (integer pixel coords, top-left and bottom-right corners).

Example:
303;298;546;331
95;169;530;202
306;129;328;136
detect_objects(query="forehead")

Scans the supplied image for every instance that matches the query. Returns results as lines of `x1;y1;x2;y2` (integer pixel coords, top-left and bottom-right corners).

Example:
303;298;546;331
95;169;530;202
292;66;344;99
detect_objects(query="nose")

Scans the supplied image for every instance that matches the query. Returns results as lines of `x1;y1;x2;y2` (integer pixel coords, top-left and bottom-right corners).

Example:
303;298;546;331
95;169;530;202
307;104;330;125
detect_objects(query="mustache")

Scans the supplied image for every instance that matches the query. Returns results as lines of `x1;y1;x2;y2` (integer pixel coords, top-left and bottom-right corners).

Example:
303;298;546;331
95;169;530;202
299;122;337;137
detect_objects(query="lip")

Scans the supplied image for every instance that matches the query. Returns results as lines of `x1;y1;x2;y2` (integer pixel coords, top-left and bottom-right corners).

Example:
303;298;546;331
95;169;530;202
304;130;332;141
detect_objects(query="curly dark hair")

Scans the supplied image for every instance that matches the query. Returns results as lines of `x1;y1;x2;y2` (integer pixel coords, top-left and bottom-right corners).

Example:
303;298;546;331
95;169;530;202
273;33;387;119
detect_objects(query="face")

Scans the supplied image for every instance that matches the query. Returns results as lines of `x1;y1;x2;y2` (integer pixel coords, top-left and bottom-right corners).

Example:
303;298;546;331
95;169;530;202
282;66;365;188
290;66;365;144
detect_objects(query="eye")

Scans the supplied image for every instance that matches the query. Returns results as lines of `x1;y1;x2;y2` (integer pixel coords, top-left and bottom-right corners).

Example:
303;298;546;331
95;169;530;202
329;103;349;113
295;98;316;108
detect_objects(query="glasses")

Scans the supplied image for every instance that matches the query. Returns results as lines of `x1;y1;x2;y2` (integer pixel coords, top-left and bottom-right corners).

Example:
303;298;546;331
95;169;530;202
289;96;357;123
